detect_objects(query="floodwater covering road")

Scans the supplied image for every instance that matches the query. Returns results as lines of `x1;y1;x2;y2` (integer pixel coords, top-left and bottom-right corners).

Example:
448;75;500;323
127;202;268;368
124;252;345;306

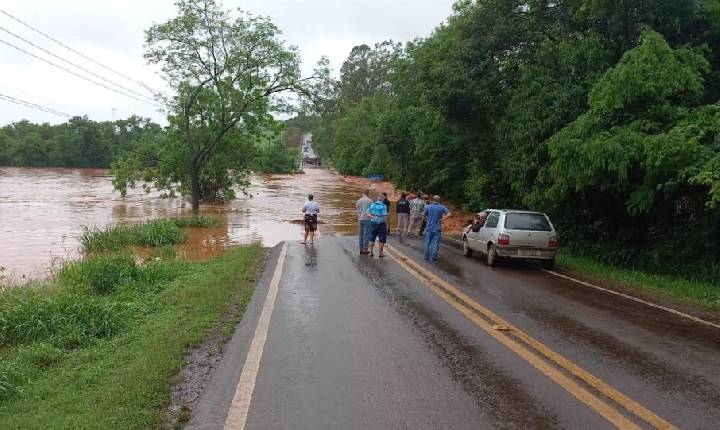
189;237;720;430
0;167;363;280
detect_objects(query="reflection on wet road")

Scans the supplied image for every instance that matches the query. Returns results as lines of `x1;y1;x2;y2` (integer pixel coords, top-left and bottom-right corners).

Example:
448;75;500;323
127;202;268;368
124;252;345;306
0;167;363;279
189;237;720;430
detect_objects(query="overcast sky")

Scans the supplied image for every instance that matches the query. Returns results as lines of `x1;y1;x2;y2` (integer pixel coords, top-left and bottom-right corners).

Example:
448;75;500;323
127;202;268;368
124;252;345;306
0;0;455;125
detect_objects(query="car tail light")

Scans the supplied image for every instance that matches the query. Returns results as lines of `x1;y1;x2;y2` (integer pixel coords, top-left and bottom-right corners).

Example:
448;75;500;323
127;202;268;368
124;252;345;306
549;236;558;248
498;234;510;246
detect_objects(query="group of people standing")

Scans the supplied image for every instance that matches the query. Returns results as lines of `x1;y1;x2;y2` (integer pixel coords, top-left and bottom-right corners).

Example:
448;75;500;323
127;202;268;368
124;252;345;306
355;189;452;261
301;189;453;262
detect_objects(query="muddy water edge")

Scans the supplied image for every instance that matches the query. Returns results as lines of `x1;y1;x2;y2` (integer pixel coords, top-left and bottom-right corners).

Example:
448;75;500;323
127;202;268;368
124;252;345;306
0;167;363;281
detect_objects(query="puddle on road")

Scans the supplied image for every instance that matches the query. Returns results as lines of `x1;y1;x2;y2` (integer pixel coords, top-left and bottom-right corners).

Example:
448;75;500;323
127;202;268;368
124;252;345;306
0;167;365;281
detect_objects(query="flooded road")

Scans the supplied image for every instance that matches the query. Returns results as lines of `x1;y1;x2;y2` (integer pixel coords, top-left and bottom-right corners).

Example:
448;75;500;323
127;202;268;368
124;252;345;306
0;167;363;280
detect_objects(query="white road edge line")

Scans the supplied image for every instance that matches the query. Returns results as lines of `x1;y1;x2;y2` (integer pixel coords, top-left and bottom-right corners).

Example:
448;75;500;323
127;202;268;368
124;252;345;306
543;269;720;330
443;236;720;328
443;234;718;330
224;242;289;430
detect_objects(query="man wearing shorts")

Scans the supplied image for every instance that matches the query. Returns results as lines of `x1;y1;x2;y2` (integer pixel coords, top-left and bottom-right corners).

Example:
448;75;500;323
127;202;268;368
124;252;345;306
367;197;389;258
302;194;319;245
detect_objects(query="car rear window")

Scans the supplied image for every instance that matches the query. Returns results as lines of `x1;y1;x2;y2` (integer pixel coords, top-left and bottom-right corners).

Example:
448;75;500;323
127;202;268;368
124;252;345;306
504;213;551;231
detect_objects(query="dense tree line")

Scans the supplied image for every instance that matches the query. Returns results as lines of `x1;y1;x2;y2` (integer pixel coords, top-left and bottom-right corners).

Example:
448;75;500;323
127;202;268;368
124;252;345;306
312;0;720;281
0;116;164;168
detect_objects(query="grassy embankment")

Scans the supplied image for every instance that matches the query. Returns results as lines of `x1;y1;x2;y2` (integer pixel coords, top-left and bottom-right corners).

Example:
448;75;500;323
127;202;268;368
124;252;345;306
0;218;264;429
557;253;720;310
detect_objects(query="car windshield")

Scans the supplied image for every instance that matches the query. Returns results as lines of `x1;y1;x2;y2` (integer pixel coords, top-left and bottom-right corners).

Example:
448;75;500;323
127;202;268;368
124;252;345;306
504;213;551;231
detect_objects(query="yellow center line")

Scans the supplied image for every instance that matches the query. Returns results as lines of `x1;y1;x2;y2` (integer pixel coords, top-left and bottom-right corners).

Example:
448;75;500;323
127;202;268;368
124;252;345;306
385;245;677;430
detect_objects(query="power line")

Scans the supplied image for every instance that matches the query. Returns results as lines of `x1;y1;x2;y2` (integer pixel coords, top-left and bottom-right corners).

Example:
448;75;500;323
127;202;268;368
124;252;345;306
0;7;158;95
0;92;72;118
0;37;164;108
0;24;158;104
0;82;77;113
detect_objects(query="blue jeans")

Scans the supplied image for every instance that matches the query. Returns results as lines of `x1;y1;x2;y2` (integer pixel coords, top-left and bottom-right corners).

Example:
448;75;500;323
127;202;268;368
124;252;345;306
359;220;371;252
423;230;442;261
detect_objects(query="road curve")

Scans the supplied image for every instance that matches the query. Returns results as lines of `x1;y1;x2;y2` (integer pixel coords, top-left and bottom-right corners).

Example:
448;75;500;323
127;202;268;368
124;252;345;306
188;236;720;430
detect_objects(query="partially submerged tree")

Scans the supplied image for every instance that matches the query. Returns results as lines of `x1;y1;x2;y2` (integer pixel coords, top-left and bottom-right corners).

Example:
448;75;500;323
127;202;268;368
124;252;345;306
113;0;316;214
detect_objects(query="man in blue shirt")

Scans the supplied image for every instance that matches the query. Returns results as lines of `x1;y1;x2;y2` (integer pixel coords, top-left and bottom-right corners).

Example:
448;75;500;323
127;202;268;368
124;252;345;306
422;195;452;262
367;196;389;257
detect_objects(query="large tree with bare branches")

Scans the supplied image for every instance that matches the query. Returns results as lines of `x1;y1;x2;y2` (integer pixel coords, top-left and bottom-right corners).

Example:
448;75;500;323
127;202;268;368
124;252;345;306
113;0;317;214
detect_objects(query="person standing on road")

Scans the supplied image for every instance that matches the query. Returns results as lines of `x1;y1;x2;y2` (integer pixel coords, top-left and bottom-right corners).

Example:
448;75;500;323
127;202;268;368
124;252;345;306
408;193;426;236
302;194;319;245
381;192;391;211
381;192;392;234
396;193;410;236
422;195;452;262
356;189;373;255
367;196;389;258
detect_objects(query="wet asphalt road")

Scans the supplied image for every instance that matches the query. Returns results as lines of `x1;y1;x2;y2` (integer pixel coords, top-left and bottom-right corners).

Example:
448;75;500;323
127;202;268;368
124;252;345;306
188;236;720;430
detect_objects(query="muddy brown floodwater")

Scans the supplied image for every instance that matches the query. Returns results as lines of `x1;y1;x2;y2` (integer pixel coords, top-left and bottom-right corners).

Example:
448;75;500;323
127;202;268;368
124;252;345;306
0;167;367;281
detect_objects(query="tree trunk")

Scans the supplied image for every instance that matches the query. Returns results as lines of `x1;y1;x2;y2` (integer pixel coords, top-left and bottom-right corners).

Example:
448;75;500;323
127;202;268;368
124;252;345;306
190;160;201;216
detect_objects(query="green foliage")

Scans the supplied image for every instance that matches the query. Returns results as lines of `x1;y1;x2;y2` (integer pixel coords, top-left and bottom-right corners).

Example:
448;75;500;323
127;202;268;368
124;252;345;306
0;245;263;427
80;219;186;253
61;254;140;295
0;116;163;168
254;139;299;174
557;252;720;309
0;292;126;348
111;0;318;214
588;30;709;116
170;216;218;228
319;0;720;281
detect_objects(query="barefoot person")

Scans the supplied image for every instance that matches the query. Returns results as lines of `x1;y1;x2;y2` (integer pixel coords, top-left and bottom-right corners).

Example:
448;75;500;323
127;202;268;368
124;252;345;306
367;196;389;257
302;194;319;244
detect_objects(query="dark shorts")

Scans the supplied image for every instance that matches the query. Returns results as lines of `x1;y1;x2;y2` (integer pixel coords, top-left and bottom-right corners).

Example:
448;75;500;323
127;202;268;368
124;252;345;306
369;222;387;244
304;214;318;231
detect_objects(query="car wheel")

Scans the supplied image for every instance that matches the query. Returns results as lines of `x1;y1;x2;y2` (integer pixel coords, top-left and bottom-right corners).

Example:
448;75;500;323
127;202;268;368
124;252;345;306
541;258;555;270
487;244;498;267
463;237;473;257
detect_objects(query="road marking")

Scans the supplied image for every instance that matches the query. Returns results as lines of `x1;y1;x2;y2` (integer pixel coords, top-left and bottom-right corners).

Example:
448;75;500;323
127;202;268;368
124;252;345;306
224;242;288;430
385;244;677;430
543;269;720;330
444;235;718;330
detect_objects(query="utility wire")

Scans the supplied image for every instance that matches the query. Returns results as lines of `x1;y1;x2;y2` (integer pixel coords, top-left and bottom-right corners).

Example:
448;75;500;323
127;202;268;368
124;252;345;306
0;8;158;95
0;82;77;113
0;24;158;104
0;37;164;108
0;92;72;118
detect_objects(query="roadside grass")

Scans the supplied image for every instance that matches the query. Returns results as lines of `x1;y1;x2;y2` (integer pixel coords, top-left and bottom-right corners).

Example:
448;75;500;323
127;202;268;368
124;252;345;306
0;244;264;429
170;216;218;228
557;253;720;310
81;219;187;253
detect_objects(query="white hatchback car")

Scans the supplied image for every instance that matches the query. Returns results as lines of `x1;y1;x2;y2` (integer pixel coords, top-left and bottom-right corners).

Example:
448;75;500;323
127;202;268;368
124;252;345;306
462;209;558;269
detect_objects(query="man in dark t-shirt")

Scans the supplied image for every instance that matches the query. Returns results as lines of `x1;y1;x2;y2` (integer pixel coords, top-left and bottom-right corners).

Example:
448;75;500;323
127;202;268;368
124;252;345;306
396;193;410;236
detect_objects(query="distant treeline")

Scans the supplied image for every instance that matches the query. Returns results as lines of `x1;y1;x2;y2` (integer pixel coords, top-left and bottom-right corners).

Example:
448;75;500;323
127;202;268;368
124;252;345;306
308;0;720;281
0;116;164;168
0;116;299;174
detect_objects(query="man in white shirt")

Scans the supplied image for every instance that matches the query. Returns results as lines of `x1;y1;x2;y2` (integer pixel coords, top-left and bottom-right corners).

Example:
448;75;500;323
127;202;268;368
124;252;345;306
302;194;319;245
356;189;373;255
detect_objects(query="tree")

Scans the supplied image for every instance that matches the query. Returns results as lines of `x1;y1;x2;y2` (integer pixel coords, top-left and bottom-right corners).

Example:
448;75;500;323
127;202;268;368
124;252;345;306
115;0;314;215
337;41;402;109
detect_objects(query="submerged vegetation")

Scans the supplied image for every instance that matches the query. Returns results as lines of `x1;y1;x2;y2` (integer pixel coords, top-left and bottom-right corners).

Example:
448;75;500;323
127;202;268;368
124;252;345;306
80;217;217;253
0;219;264;428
